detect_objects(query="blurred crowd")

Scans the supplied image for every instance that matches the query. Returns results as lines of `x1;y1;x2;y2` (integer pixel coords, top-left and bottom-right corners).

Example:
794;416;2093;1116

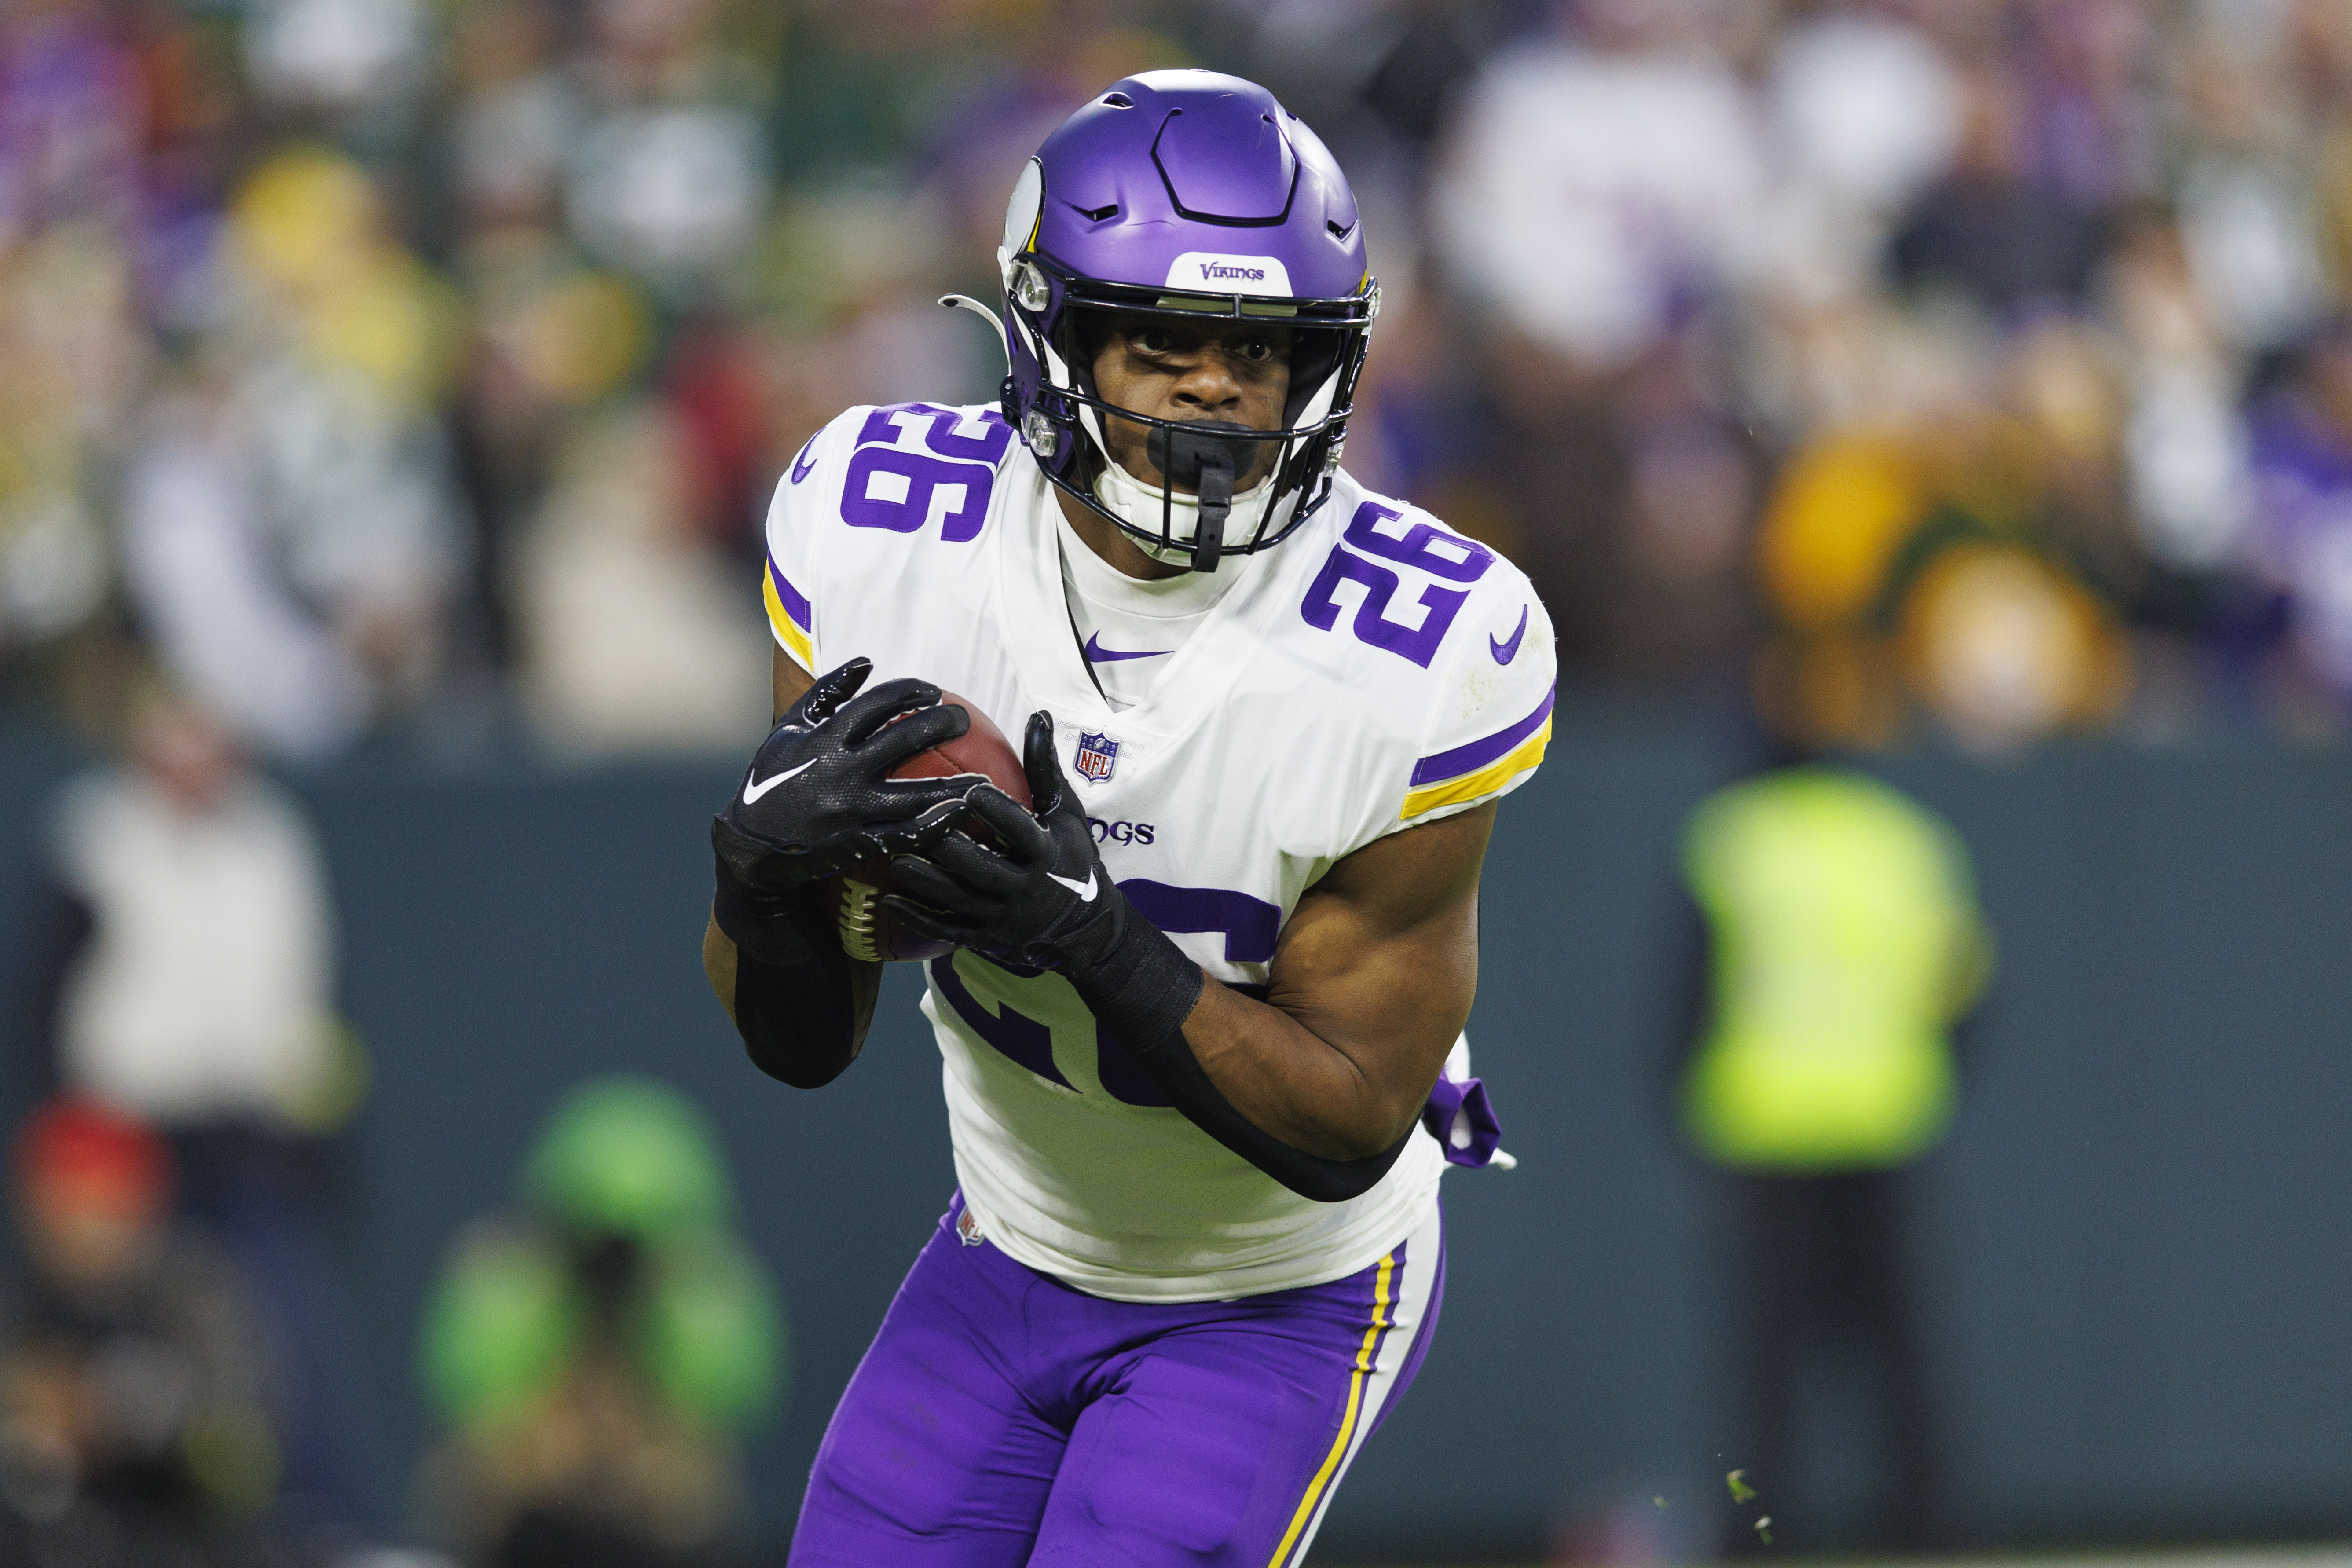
0;1085;780;1568
1324;0;2352;753
13;0;2352;763
0;672;782;1564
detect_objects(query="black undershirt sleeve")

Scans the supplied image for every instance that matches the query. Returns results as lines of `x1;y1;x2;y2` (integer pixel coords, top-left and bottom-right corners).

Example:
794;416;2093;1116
1069;905;1414;1204
711;856;877;1088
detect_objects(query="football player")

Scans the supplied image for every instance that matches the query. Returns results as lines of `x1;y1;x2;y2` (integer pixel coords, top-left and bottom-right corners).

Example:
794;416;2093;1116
701;70;1555;1567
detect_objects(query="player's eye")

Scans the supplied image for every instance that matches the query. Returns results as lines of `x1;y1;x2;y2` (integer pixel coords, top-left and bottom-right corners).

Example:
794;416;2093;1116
1233;337;1277;364
1131;328;1174;355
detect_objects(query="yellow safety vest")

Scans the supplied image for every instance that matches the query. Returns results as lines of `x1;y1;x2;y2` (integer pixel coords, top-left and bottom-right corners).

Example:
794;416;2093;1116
1679;767;1985;1173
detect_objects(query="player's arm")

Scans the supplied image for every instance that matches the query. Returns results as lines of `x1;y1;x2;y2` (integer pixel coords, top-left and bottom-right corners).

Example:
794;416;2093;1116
883;714;1488;1202
702;650;969;1088
703;650;820;1026
1179;804;1487;1160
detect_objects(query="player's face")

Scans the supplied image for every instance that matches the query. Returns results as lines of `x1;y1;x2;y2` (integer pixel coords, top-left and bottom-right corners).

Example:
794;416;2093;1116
1089;314;1294;491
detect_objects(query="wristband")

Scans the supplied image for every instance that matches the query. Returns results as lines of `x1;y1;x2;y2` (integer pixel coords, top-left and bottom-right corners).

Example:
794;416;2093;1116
1063;900;1205;1058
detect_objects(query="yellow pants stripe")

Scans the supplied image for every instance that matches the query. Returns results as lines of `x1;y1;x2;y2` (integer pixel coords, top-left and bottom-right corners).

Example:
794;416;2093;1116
1266;1251;1396;1568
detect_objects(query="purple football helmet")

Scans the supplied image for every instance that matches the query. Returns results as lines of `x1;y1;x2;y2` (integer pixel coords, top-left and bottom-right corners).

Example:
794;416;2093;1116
992;70;1377;572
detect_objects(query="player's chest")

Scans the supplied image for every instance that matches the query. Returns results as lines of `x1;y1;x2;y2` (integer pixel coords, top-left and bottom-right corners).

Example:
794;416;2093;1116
851;587;1327;840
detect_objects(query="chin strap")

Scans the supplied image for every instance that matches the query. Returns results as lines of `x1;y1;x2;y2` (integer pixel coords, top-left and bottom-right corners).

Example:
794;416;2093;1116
1191;452;1232;572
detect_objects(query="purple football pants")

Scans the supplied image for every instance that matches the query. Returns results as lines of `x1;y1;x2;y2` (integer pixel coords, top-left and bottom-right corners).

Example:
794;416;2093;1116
788;1194;1446;1568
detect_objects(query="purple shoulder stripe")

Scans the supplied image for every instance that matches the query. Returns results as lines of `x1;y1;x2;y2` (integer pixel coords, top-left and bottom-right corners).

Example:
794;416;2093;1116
1410;686;1555;787
768;554;812;629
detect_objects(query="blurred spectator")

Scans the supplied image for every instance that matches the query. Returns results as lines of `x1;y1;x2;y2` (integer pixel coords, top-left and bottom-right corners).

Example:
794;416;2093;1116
1749;307;2136;754
1208;0;1494;173
0;1099;282;1566
2173;22;2328;358
564;0;771;298
2248;316;2352;726
121;385;378;760
33;684;353;1128
450;232;655;677
1887;56;2107;317
1674;762;1992;1555
1434;2;1763;373
508;398;771;751
1429;2;1766;674
415;1077;782;1568
27;681;375;1536
2108;201;2255;578
244;0;430;133
123;147;468;756
0;223;121;659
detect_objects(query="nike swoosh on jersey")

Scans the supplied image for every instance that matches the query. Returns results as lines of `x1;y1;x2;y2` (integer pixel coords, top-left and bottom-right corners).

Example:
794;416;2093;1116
1490;606;1529;665
1084;632;1171;664
789;438;819;485
742;758;817;803
1047;870;1098;901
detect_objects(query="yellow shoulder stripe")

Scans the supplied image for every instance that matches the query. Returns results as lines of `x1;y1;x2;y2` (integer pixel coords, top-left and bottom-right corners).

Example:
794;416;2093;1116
1400;722;1551;820
762;570;815;669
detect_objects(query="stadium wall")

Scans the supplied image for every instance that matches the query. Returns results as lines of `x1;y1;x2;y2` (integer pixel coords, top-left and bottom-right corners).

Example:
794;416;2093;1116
0;710;2344;1558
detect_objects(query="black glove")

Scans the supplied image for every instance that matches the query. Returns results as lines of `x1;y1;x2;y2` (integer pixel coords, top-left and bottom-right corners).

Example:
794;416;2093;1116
881;712;1126;973
711;658;975;966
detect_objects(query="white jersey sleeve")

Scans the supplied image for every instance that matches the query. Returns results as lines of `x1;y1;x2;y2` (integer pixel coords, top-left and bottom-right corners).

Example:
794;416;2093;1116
1386;539;1556;832
761;402;1022;682
758;413;856;674
1294;493;1556;841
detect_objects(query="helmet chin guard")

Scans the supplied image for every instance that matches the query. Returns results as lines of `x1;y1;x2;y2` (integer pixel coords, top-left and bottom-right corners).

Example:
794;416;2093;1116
978;70;1379;573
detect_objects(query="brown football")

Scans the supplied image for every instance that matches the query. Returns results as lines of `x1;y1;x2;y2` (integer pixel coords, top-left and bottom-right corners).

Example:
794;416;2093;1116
827;692;1031;963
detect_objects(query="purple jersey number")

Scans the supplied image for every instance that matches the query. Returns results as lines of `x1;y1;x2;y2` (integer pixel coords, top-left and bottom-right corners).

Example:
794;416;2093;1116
840;405;1012;542
855;403;1015;465
927;955;1075;1089
927;881;1281;1109
1300;502;1494;668
1343;500;1494;581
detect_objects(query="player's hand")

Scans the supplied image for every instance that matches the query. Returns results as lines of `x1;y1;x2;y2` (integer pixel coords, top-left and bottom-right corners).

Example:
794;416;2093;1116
712;657;976;890
881;712;1128;973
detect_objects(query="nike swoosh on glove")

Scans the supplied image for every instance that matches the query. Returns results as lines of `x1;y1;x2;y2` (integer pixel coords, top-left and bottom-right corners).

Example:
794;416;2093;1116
880;712;1129;974
712;657;977;892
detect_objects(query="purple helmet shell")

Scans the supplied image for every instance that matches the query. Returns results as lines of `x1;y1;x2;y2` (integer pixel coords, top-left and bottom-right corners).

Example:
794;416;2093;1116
991;70;1378;571
1029;72;1368;303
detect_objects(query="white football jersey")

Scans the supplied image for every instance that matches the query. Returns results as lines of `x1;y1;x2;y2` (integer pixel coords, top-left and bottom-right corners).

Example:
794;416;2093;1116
761;402;1556;1302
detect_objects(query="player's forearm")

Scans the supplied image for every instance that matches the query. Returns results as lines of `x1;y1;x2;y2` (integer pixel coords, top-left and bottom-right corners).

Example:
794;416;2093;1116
705;900;880;1088
733;946;880;1087
1131;802;1487;1166
1067;919;1424;1201
1179;981;1432;1161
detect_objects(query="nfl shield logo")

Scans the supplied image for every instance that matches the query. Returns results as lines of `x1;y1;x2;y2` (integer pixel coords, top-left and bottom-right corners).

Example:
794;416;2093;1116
1074;731;1119;783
